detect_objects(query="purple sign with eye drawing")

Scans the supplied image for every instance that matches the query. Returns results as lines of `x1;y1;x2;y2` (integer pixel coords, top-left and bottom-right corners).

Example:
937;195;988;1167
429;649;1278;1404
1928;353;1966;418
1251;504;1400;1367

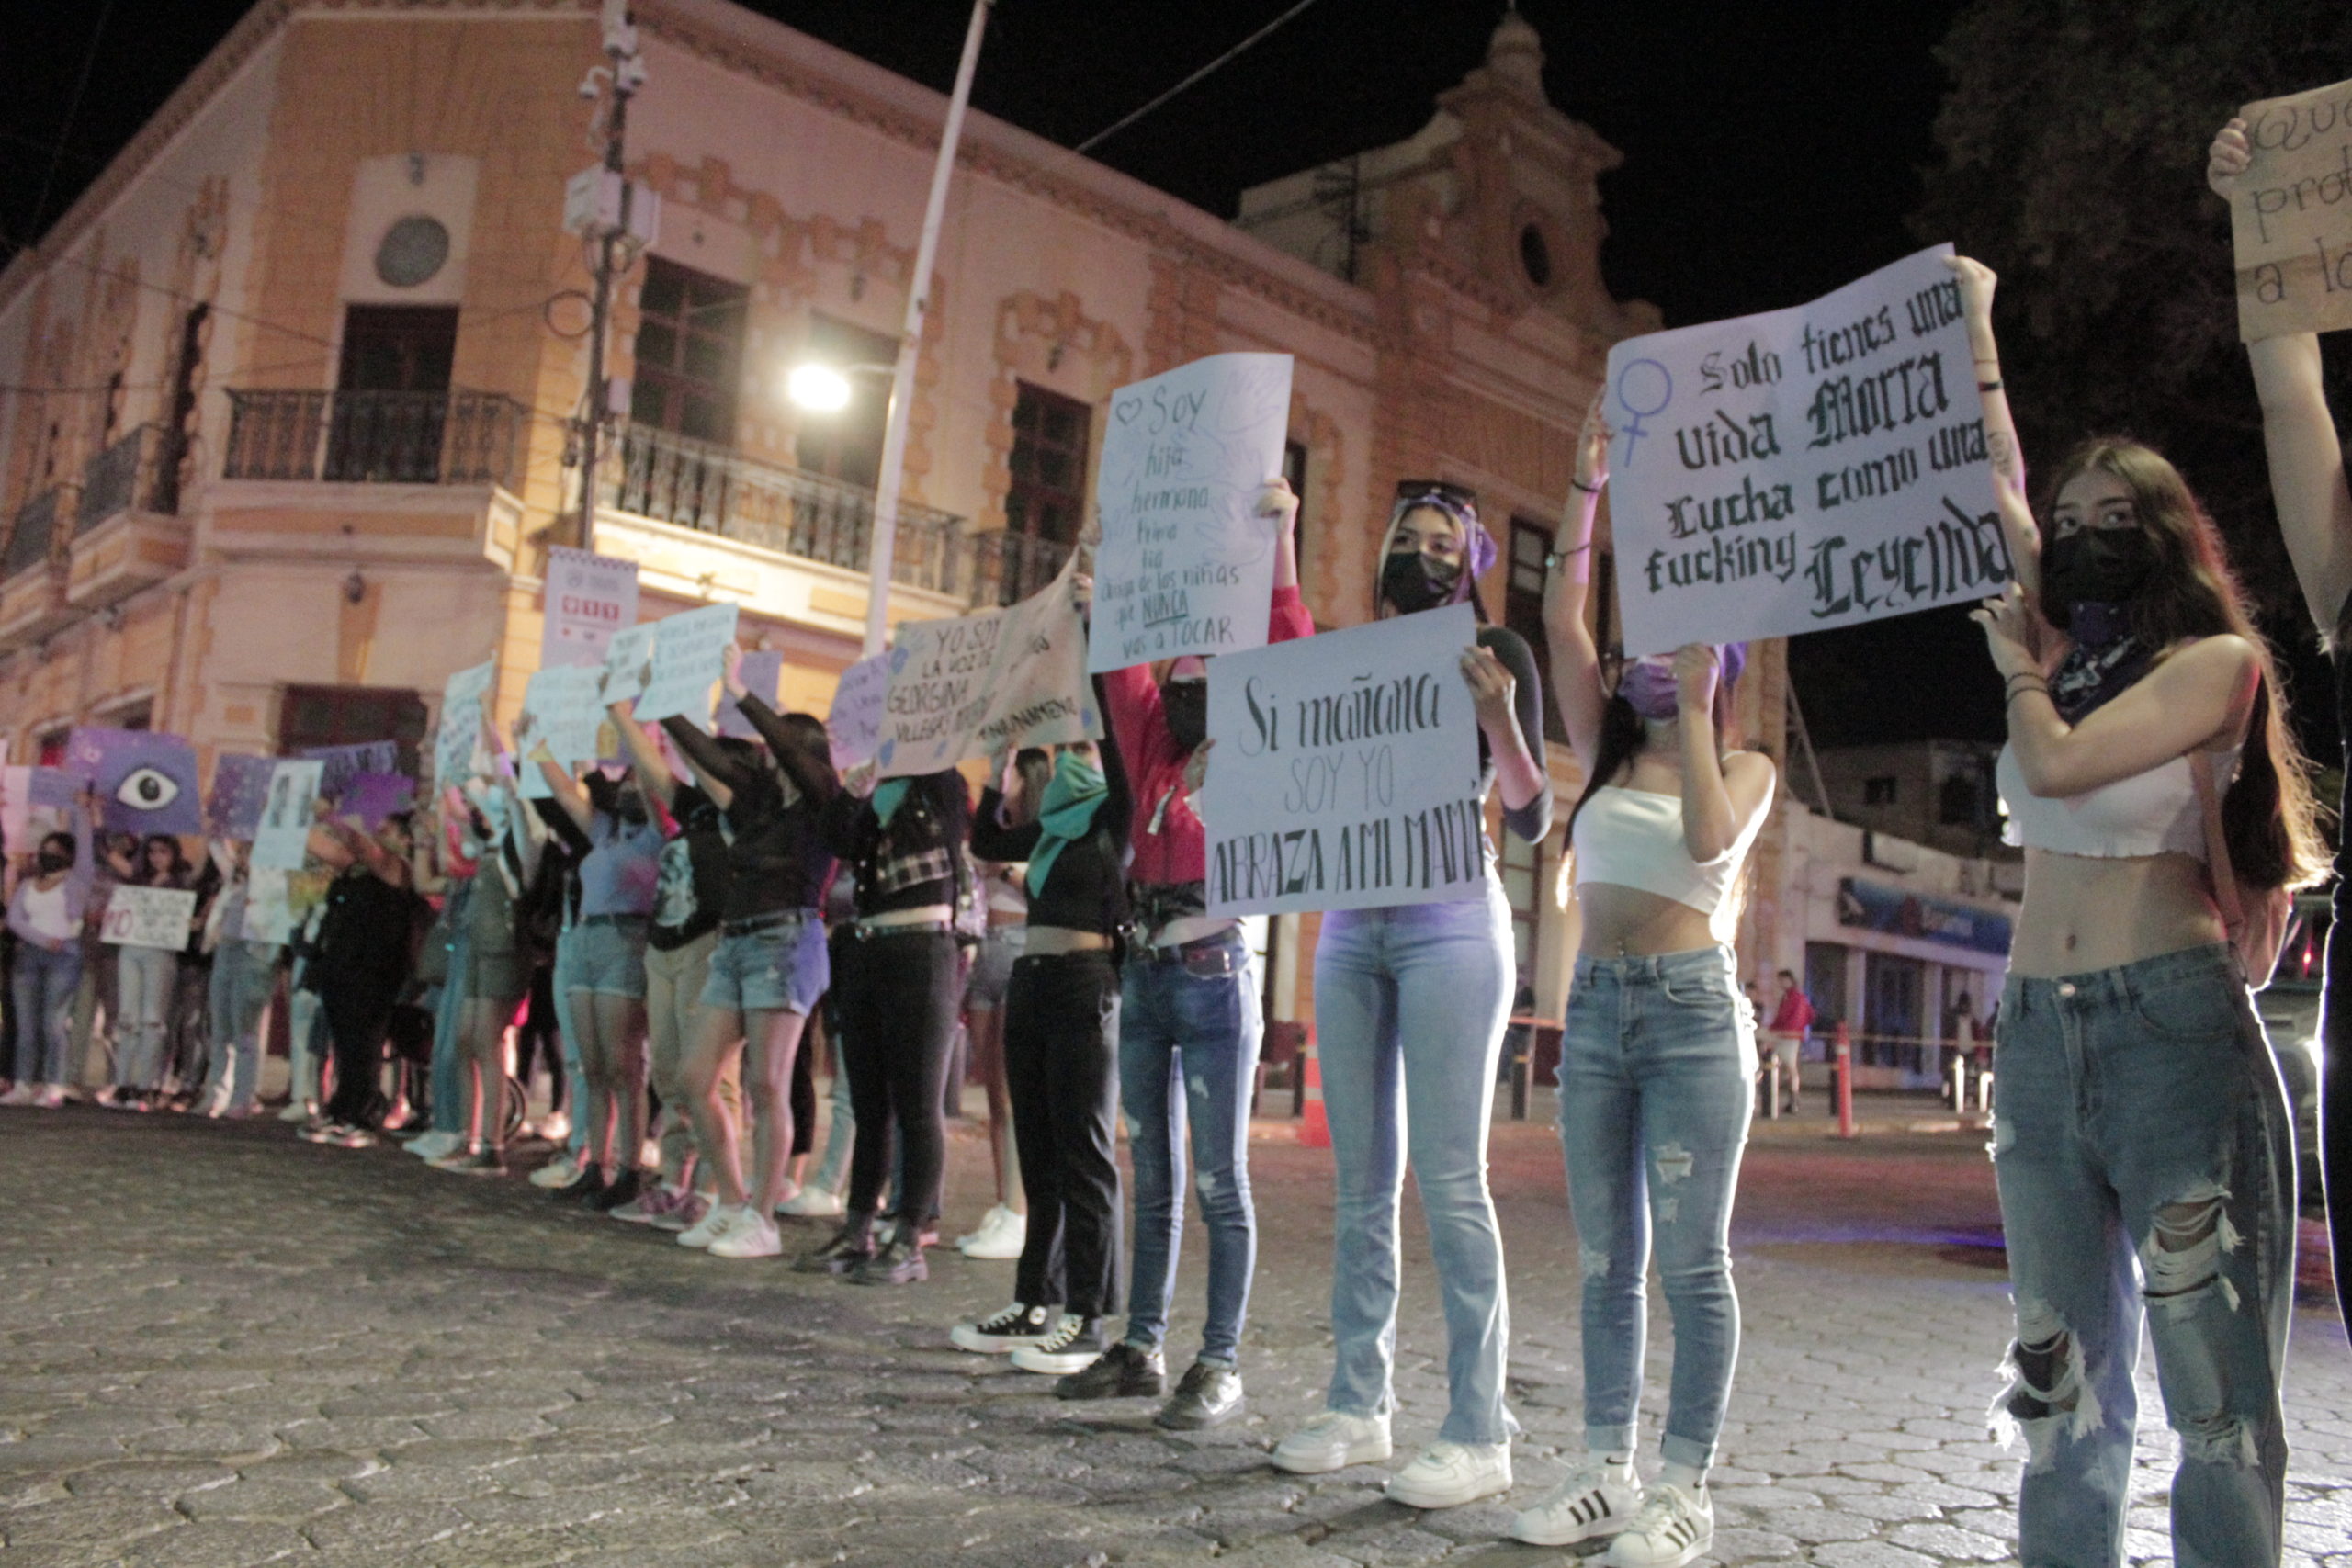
64;728;203;836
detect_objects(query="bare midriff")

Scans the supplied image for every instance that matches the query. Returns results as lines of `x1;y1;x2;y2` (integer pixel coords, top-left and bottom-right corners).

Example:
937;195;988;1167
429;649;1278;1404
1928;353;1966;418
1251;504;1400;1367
1025;926;1114;955
2007;849;2225;977
1576;881;1721;958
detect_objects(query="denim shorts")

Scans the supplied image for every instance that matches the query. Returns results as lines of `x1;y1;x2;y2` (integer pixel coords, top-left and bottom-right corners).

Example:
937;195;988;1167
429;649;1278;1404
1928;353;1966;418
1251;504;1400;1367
701;912;828;1015
965;925;1025;1010
567;915;650;999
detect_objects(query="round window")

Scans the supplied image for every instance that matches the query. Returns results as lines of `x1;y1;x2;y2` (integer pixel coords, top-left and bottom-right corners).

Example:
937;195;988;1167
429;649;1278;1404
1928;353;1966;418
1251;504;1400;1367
1518;223;1553;289
375;215;451;288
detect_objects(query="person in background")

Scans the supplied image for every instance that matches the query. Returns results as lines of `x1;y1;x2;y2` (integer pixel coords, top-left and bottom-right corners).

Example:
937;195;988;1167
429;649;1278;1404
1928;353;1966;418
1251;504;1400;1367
420;759;532;1171
4;790;96;1108
1046;477;1307;1429
784;873;861;1221
1266;478;1553;1514
199;839;279;1118
1766;970;1813;1115
302;807;427;1151
100;833;194;1111
951;770;1040;1263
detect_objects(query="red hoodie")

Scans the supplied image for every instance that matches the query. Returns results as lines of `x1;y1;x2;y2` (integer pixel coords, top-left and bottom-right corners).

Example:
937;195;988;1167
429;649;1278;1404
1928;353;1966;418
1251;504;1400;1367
1102;584;1314;887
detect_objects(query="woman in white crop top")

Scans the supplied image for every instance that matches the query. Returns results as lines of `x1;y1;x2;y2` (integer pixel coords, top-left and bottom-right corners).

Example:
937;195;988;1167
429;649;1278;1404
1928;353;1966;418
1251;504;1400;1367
1955;252;2323;1568
1506;397;1776;1563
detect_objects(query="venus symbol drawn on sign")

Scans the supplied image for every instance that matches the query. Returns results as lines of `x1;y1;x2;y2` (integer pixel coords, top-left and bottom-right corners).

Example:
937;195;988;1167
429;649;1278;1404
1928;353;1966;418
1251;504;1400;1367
1613;358;1674;468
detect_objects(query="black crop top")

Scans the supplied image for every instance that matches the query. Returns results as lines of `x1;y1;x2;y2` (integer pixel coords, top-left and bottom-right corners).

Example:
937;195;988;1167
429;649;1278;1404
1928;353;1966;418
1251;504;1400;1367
968;703;1132;937
662;699;839;920
822;768;972;917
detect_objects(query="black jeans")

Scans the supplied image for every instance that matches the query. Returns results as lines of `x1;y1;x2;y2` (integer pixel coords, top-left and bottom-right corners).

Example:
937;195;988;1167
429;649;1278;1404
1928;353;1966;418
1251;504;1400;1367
836;929;961;1227
1005;950;1123;1319
322;981;400;1129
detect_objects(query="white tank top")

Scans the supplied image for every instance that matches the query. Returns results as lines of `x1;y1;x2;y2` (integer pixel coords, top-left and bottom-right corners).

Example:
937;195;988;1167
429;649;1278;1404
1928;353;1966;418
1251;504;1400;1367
1996;741;2239;861
1571;784;1762;931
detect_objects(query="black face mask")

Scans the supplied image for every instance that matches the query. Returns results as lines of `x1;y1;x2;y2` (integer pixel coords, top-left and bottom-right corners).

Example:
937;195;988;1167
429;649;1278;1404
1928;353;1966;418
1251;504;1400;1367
35;851;69;875
1381;549;1460;615
2041;527;2157;621
1161;681;1207;752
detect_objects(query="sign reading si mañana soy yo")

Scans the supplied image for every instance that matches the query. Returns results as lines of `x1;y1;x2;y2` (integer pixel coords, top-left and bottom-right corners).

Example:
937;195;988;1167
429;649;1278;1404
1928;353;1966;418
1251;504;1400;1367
1603;243;2007;656
1203;604;1483;919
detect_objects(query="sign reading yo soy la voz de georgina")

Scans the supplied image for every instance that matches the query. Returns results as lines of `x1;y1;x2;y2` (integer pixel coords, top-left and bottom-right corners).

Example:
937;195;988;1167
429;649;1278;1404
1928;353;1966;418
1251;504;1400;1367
1603;243;2008;656
1203;604;1485;919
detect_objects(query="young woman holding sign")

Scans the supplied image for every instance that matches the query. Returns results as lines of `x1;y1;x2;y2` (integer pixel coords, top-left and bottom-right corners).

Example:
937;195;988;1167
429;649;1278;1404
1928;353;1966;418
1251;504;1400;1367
101;834;194;1110
2211;113;2352;1347
1265;480;1551;1510
1960;242;2318;1568
1522;400;1773;1568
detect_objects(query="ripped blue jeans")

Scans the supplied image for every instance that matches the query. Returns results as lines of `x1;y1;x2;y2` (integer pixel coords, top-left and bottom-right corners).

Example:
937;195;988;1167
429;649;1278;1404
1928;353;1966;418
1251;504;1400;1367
1992;943;2293;1568
1558;946;1754;1472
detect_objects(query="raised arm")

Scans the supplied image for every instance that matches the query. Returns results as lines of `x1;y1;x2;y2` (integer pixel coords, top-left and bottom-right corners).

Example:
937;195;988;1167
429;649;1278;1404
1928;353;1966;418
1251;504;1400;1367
970;754;1045;863
1945;255;2039;598
606;700;678;811
1467;626;1554;842
658;715;742;813
1544;393;1611;773
736;694;841;806
1670;644;1777;864
529;743;594;835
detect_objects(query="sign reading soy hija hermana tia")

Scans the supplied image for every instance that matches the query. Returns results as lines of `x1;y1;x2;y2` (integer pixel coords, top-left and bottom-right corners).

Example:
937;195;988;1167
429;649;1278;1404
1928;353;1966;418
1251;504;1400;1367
2229;76;2352;341
1089;353;1293;673
1603;243;2007;657
1203;604;1484;919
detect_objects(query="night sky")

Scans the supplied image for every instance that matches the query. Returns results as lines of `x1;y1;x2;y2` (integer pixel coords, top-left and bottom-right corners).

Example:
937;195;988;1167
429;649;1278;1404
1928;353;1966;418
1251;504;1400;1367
2;0;2003;746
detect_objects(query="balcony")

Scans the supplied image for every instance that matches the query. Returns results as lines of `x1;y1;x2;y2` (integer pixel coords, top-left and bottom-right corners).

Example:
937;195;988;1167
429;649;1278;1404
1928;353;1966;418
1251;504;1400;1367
0;487;75;647
69;424;189;610
2;487;62;578
223;389;526;488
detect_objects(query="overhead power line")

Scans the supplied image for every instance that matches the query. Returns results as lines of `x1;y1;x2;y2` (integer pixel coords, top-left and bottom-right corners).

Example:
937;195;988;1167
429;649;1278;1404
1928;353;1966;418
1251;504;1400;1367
1073;0;1325;155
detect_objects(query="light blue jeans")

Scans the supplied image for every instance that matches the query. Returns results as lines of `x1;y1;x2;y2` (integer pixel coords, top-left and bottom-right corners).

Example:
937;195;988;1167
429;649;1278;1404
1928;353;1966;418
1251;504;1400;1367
1992;943;2293;1568
12;942;82;1086
1314;877;1516;1445
203;941;281;1111
1121;933;1262;1367
1559;945;1755;1473
112;945;179;1090
553;927;587;1158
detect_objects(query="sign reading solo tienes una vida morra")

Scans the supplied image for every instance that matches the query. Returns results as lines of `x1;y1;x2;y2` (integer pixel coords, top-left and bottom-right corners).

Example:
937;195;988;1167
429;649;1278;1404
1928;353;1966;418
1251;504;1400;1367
1603;243;2010;656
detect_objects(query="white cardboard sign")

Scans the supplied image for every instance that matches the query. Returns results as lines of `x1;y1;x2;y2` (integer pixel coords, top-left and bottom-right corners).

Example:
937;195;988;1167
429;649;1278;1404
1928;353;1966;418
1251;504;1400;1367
633;604;741;726
541;547;640;668
1603;243;2007;656
877;555;1098;778
435;660;495;787
101;886;198;951
1089;352;1294;672
250;760;324;871
825;653;889;771
2229;78;2352;341
1202;604;1484;918
599;622;657;707
517;665;607;799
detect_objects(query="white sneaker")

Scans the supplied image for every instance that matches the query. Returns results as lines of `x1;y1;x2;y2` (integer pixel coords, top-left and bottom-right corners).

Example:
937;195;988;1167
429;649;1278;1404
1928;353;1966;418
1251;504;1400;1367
534;1111;571;1143
956;1203;1027;1260
677;1199;733;1248
277;1101;312;1122
0;1084;37;1107
1603;1483;1713;1568
33;1087;67;1110
529;1155;581;1190
1385;1440;1513;1509
405;1131;462;1161
1008;1314;1104;1375
950;1302;1057;1354
706;1207;784;1259
1271;1409;1393;1475
1512;1457;1644;1544
779;1185;845;1219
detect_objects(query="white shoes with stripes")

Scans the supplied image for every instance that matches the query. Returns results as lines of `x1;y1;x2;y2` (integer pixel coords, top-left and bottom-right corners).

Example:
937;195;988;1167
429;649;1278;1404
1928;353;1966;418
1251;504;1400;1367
1510;1456;1644;1545
1601;1483;1713;1567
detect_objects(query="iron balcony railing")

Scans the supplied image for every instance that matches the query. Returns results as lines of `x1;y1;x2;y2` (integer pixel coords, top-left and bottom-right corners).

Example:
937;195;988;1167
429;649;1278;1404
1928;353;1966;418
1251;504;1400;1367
966;526;1073;608
4;487;64;578
223;389;526;487
605;422;979;598
78;423;175;533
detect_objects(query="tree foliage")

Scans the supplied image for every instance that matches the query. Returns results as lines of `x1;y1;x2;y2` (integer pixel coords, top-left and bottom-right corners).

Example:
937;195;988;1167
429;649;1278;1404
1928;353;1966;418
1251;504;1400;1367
1912;0;2352;619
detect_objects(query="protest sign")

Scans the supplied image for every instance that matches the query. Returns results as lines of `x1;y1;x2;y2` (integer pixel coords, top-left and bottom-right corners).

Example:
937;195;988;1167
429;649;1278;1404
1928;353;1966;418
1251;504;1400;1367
542;547;640;668
599;622;657;708
515;665;606;797
27;767;76;810
633;604;739;726
1089;353;1294;672
207;755;278;840
101;886;198;951
435;661;495;787
0;765;28;850
303;741;398;803
825;653;888;770
1602;243;2007;656
64;727;204;836
716;650;784;739
339;773;414;830
2229;78;2352;341
251;760;323;870
242;868;295;943
1202;604;1484;918
877;557;1098;778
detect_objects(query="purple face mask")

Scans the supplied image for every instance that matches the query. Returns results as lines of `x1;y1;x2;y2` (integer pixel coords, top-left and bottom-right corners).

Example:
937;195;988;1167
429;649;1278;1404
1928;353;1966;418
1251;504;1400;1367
1618;643;1747;721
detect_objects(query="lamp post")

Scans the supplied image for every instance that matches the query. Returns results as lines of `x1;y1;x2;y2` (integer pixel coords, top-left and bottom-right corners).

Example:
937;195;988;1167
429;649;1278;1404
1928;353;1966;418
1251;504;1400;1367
860;0;993;657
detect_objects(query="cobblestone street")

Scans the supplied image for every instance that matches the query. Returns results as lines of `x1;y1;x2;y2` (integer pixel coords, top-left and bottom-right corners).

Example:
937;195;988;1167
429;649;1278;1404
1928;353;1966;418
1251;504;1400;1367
3;1100;2347;1568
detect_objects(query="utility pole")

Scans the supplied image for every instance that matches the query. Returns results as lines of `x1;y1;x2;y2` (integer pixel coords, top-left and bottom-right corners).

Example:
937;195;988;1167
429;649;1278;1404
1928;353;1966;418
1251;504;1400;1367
863;0;993;657
571;0;646;549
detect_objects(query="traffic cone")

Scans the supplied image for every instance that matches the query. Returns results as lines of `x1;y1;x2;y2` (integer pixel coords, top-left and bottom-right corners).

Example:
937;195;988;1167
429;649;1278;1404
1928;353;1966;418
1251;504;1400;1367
1298;1043;1329;1149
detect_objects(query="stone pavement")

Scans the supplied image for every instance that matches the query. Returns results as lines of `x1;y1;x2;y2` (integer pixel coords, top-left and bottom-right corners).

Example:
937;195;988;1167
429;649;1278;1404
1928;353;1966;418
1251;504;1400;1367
1;1099;2347;1568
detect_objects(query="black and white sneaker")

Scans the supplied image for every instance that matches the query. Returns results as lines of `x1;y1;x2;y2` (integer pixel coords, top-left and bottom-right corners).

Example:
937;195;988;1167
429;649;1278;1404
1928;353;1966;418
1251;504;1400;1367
950;1302;1057;1354
1008;1314;1104;1375
1510;1457;1643;1545
1601;1483;1713;1568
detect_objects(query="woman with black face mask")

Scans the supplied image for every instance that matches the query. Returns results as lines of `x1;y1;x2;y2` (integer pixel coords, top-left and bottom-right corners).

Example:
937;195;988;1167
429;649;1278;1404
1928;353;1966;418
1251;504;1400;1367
6;792;96;1108
1957;250;2321;1568
1267;479;1552;1514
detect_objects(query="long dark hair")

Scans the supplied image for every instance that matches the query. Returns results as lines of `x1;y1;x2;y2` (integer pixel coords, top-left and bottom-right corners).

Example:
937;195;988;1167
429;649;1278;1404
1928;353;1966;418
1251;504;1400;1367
1563;660;1748;843
2041;438;2325;891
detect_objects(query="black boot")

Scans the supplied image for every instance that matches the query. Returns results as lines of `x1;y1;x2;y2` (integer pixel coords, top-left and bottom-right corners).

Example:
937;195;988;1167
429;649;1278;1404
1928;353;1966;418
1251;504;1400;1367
850;1223;928;1286
794;1214;875;1275
1055;1341;1166;1401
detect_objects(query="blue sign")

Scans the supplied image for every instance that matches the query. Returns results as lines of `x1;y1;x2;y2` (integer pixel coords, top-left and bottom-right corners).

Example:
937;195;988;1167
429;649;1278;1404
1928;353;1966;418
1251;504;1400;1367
1836;876;2011;956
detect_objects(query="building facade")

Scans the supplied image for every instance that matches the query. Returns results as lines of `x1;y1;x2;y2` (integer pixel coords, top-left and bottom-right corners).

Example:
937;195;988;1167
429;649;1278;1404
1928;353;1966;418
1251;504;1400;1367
1813;738;2013;862
0;0;1795;1026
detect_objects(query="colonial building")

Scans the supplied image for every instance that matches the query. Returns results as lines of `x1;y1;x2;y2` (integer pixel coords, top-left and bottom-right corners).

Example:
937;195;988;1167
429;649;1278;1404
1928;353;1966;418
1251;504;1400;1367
0;0;1792;1026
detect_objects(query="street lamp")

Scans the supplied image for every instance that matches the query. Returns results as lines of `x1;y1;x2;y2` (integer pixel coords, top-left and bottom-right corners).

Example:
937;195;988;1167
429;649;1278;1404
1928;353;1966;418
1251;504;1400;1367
786;360;890;414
